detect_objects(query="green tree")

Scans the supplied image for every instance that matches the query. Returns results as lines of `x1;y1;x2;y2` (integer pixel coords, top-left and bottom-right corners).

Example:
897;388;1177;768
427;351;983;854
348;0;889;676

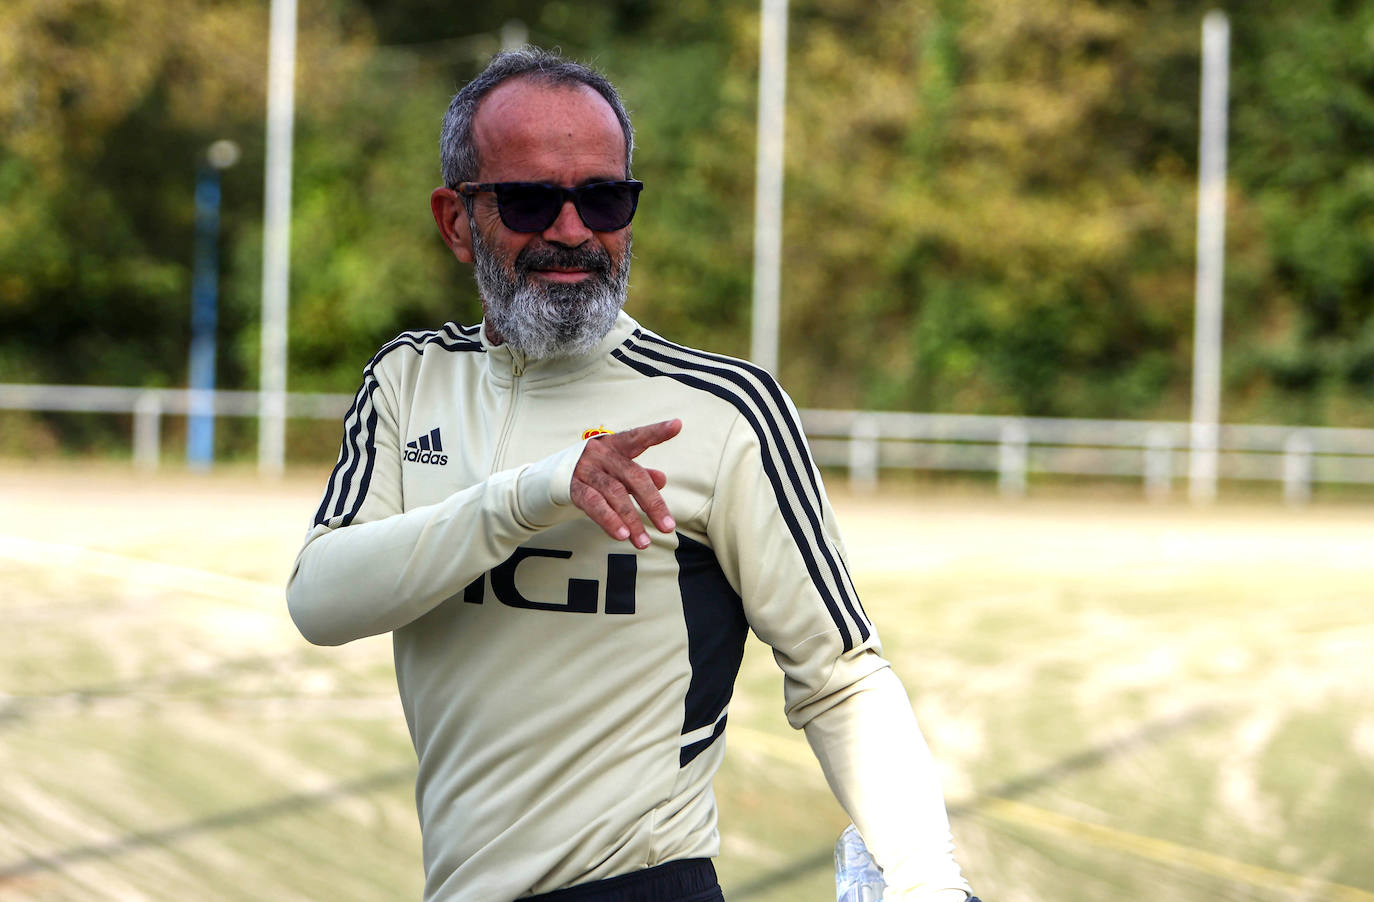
6;0;1374;461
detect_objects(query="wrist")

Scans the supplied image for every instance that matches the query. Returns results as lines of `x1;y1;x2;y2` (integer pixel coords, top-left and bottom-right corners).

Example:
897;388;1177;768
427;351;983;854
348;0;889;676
515;442;587;528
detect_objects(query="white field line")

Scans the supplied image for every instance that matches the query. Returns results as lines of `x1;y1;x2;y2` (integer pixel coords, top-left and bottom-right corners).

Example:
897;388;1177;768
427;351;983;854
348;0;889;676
728;725;1374;902
0;534;282;610
978;796;1374;902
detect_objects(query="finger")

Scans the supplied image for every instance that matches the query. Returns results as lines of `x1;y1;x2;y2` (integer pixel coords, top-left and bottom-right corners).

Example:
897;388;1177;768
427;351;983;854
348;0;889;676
576;465;655;548
573;430;677;540
570;481;632;542
607;418;682;459
618;465;675;534
572;446;640;534
596;475;655;548
588;484;651;547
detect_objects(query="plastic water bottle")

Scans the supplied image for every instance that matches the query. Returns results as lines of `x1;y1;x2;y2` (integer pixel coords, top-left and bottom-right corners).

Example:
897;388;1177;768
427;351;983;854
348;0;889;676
835;823;886;901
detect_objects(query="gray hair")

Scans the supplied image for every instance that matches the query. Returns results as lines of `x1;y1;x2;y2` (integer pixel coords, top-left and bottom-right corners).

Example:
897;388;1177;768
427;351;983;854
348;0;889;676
440;48;635;188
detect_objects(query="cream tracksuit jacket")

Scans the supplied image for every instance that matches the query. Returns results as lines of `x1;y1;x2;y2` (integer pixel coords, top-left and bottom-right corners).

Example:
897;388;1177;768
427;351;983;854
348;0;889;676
287;312;970;902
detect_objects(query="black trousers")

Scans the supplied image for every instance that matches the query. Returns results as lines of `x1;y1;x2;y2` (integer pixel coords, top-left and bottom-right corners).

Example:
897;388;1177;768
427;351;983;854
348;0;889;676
521;859;724;902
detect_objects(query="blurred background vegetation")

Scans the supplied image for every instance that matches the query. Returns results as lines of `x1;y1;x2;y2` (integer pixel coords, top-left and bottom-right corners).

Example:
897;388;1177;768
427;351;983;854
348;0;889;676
2;0;1373;460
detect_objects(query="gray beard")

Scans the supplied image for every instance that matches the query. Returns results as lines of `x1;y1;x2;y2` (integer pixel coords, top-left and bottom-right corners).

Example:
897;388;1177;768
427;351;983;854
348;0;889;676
471;224;630;360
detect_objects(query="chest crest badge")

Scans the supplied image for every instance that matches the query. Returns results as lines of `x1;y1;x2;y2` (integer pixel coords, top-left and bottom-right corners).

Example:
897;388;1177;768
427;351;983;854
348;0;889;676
581;427;615;440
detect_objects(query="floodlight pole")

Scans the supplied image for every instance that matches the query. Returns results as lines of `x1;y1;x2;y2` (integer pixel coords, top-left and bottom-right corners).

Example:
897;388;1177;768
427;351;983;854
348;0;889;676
187;141;239;470
750;0;789;375
1189;10;1230;504
258;0;297;477
188;165;222;470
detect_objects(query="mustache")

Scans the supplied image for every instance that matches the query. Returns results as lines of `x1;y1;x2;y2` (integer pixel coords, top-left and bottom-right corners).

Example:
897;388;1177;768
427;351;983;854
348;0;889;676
514;242;613;278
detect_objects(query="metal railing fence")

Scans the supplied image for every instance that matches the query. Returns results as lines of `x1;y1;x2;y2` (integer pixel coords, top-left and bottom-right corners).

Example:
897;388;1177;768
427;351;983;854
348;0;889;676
800;409;1374;504
0;384;351;472
4;383;1373;503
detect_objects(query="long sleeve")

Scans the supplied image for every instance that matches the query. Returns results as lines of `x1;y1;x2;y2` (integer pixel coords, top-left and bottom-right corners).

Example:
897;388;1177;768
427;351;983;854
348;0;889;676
706;407;887;728
804;668;971;901
286;355;588;646
704;387;969;899
287;444;584;645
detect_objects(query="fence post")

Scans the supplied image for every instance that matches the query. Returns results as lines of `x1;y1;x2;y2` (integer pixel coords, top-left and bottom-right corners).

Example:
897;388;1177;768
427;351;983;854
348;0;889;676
998;419;1028;498
133;390;163;471
1282;430;1314;506
1144;428;1173;501
847;413;880;493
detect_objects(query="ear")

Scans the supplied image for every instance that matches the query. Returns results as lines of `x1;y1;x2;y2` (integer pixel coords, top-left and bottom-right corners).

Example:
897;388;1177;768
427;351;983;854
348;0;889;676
431;187;474;264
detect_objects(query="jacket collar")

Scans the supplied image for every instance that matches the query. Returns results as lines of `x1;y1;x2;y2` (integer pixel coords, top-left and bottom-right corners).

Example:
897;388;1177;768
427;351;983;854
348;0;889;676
480;310;639;386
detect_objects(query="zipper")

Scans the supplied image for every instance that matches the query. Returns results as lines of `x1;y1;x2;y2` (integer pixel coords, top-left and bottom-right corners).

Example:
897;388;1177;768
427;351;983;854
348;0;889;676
490;352;525;474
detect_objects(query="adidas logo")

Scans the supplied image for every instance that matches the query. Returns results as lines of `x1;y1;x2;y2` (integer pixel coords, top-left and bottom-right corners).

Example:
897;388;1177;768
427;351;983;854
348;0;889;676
404;427;449;465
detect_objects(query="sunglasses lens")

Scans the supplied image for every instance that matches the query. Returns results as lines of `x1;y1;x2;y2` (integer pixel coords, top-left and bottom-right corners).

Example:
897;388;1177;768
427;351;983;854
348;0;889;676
576;182;641;231
490;182;642;233
494;184;562;233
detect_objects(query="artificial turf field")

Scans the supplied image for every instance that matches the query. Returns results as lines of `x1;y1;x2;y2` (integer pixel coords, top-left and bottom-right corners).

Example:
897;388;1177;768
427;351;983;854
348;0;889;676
1;462;1372;901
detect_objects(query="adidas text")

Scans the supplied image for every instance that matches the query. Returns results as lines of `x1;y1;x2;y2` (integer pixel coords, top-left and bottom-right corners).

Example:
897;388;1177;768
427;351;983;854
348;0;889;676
404;449;448;465
405;427;447;464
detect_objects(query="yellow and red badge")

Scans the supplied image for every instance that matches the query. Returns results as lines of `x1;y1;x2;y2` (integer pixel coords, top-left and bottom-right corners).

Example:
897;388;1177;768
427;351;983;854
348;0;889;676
582;427;615;440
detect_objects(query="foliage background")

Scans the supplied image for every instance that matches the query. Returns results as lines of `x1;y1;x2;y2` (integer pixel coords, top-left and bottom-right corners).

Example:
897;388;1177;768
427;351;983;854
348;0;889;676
2;0;1373;458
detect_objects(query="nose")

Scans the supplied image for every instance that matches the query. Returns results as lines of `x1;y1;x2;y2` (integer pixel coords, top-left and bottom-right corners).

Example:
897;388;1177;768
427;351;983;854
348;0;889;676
541;197;593;247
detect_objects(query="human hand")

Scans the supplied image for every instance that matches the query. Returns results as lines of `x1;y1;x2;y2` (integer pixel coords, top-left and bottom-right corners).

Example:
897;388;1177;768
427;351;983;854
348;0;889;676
570;419;681;549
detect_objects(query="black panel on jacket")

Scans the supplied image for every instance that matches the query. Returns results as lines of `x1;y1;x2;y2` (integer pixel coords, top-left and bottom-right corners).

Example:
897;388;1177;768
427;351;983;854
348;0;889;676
675;533;748;767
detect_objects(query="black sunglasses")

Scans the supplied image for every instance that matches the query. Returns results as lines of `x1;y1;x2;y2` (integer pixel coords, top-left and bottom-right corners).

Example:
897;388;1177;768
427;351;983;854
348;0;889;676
456;180;644;233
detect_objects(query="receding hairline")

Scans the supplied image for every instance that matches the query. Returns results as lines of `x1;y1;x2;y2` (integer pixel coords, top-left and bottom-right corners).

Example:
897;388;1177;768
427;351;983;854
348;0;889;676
468;76;628;176
439;48;635;188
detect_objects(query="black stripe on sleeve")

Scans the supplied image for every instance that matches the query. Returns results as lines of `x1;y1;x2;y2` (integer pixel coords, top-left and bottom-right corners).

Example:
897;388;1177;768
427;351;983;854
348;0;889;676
312;327;483;528
329;377;379;523
448;321;483;341
313;384;367;526
641;333;826;504
611;336;870;650
834;550;872;626
336;383;382;526
624;333;870;644
641;335;872;643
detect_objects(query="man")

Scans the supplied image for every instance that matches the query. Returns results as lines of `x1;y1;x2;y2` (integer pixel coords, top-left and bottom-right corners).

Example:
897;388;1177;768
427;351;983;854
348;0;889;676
288;48;977;902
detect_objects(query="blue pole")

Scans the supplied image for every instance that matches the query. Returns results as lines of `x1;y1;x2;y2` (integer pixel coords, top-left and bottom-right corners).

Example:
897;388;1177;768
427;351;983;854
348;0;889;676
187;164;221;468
